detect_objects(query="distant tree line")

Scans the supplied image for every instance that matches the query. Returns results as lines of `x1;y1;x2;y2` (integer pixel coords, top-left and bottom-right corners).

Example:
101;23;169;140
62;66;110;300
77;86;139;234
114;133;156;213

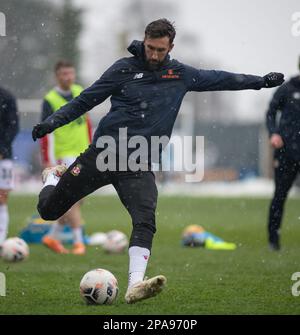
0;0;81;98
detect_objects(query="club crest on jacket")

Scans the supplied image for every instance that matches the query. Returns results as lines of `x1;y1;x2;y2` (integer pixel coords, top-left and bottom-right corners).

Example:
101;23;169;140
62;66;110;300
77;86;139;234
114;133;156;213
71;164;82;176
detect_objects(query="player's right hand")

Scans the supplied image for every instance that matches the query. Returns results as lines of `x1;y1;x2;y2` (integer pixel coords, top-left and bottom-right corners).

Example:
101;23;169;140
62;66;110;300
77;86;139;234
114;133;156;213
32;123;53;141
270;133;284;149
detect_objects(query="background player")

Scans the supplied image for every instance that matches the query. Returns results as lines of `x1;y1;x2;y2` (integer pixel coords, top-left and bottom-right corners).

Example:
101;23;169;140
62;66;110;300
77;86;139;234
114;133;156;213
266;57;300;250
40;60;92;255
0;86;19;251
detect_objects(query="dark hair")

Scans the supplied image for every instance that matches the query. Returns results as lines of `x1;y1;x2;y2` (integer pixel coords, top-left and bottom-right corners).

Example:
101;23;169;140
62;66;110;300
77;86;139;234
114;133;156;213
54;60;74;73
145;18;176;44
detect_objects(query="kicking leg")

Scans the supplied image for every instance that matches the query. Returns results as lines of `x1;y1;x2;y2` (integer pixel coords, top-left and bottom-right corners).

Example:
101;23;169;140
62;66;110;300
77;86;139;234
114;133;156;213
38;146;111;253
38;146;111;221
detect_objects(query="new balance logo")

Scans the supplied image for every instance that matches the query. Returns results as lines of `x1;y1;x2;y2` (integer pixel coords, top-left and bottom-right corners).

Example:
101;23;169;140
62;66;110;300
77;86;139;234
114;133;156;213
133;73;143;80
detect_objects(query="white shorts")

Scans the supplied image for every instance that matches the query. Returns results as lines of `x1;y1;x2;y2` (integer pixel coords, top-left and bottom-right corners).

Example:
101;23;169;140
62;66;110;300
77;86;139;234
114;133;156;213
0;159;14;190
56;157;77;168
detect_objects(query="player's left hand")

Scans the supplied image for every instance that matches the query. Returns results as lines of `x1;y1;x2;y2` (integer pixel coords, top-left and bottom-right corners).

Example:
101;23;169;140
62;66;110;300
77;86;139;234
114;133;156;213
263;72;284;88
32;123;53;141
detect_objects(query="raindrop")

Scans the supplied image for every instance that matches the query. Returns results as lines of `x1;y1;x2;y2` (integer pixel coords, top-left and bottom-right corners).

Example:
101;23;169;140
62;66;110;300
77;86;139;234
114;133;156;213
140;101;148;109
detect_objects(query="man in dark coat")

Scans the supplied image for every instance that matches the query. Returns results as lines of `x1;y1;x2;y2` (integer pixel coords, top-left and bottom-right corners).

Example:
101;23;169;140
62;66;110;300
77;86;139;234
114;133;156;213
32;18;284;303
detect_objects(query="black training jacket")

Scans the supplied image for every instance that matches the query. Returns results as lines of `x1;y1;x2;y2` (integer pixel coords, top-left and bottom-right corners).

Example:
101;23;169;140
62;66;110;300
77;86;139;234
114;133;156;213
42;40;267;162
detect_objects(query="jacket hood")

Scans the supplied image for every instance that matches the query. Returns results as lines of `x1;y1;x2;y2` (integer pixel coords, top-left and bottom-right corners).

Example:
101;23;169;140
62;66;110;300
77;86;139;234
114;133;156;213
127;40;144;59
127;40;171;69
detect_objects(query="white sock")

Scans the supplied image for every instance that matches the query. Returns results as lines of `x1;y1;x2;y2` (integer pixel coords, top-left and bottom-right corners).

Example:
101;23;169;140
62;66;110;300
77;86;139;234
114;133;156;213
44;173;60;187
128;246;150;288
47;222;64;239
0;204;9;244
73;227;83;244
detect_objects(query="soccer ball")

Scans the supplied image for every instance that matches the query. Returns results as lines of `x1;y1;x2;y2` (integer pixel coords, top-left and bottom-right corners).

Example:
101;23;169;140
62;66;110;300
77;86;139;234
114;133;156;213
1;237;29;262
88;232;108;246
79;269;118;305
102;230;128;254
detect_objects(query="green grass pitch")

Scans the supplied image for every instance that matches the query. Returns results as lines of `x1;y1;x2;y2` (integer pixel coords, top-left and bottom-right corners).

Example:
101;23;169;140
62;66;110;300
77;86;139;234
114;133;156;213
0;194;300;315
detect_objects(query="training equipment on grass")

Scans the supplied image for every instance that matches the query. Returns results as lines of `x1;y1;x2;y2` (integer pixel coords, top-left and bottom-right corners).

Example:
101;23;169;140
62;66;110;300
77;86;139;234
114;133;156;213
1;237;29;262
79;269;118;305
102;230;128;253
19;214;89;244
182;224;237;250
